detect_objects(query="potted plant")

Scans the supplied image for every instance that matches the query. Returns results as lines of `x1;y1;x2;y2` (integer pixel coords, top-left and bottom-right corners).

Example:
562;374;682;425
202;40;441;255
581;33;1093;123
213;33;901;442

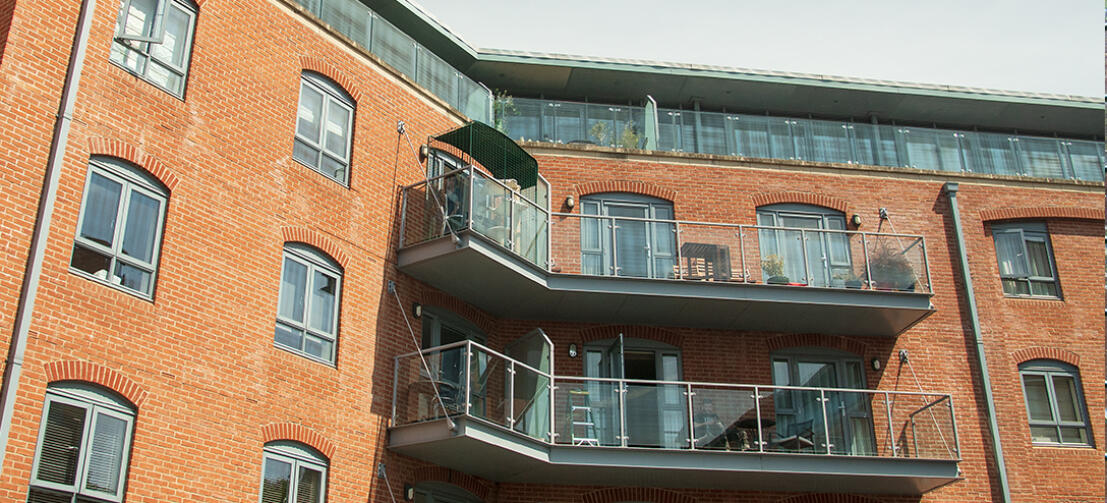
761;254;790;285
832;271;864;289
867;244;916;291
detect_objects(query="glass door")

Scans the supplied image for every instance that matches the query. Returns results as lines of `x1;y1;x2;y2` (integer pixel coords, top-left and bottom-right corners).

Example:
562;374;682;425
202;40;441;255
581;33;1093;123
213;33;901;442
778;215;825;286
608;204;650;278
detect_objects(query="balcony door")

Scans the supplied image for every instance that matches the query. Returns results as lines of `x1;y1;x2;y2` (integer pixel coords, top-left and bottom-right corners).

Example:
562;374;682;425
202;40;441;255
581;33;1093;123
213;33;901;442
581;194;675;279
585;336;685;448
757;204;850;286
771;349;874;455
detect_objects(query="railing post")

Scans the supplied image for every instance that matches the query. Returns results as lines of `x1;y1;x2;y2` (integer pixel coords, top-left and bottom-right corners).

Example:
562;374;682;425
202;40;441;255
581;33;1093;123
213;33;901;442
391;356;399;425
618;379;627;447
675;221;683;280
884;391;897;457
466;167;475;231
610;216;619;276
398;188;408;248
548;376;556;444
507;191;515;250
920;237;933;293
754;386;764;452
463;341;473;416
685;384;695;450
738;225;747;282
546;208;552;272
862;233;873;289
800;229;810;285
819;389;831;455
507;361;515;429
948;395;961;459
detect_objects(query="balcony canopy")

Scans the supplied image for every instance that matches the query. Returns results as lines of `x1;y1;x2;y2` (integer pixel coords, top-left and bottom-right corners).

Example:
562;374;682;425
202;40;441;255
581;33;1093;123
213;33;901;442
435;121;540;189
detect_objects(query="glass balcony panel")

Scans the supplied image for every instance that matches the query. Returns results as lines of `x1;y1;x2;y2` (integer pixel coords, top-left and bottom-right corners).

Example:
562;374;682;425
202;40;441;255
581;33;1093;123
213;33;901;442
696;111;728;155
470;171;511;249
1018;137;1066;179
806;121;853;164
458;75;490;124
865;236;926;292
512;364;551;442
622;382;687;449
766;389;825;454
401;169;469;247
965;132;1019;176
903;129;964;172
728;115;771;158
370;16;416;78
469;347;509;428
901;394;958;459
1065;140;1104;181
689;386;760;451
555;379;622;446
768;119;795;159
320;0;371;47
674;224;741;281
394;345;467;424
504;98;542;142
512;193;549;269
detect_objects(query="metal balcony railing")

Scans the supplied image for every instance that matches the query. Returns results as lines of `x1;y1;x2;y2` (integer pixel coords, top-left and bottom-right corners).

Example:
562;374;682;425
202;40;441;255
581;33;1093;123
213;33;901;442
500;97;1105;182
399;166;933;293
393;341;960;460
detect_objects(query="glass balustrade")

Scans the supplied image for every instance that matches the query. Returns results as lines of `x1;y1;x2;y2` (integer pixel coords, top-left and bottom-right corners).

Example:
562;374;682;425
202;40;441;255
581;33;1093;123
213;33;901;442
393;341;960;460
500;97;1103;182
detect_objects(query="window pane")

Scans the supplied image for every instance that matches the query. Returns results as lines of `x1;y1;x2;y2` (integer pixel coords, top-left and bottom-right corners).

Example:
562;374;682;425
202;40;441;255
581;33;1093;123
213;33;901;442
1030;425;1060;443
324;101;351;159
297;86;324;144
261;458;293;503
279;259;308;323
84;412;128;494
1024;239;1052;278
303;334;333;362
993;231;1028;277
121;0;158;38
151;5;189;67
71;245;113;280
27;488;74;503
1001;278;1030;296
1022;374;1053;421
115;261;153;294
293;140;321;169
308;271;337;335
1060;426;1088;444
145;60;182;94
1051;375;1082;422
109;42;148;74
121;190;161;262
275;323;303;351
296;466;324;503
35;400;87;486
320;155;346;182
80;173;123;247
1029;279;1057;297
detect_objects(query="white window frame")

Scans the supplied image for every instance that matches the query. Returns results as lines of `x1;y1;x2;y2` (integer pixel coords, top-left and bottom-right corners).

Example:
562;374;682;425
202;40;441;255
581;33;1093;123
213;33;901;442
293;72;355;185
259;442;328;503
992;222;1060;298
110;0;198;97
29;385;136;503
275;243;342;364
1018;360;1092;447
71;157;168;299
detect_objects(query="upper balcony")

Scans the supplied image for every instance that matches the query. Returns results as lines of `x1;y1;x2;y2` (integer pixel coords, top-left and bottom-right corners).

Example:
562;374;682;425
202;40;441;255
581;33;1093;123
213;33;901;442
500;97;1105;183
388;341;961;495
397;166;935;337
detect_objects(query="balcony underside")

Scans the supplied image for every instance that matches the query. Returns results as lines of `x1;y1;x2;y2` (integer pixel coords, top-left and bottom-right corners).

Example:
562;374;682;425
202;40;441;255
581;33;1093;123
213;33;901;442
397;234;934;337
389;418;960;495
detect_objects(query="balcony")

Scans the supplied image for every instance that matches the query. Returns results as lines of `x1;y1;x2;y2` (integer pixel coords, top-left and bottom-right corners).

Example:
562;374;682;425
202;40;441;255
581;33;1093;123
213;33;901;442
501;97;1105;182
397;167;934;337
389;341;961;495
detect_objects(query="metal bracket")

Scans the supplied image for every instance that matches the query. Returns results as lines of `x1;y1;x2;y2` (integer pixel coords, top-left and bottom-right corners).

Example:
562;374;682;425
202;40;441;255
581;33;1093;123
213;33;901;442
899;349;909;363
387;280;396;294
396;120;406;134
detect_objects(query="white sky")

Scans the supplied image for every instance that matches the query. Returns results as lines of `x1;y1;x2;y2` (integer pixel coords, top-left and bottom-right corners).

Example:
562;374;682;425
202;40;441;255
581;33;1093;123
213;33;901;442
412;0;1103;98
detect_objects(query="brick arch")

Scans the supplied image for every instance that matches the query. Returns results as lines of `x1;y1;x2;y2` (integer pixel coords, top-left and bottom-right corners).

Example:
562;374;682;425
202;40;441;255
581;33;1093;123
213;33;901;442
581;487;696;503
1012;347;1081;367
776;494;886;503
87;138;180;191
979;206;1104;222
573;180;677;202
751;191;851;214
421;291;496;334
280;227;350;269
411;466;491;500
44;361;148;407
299;56;363;103
579;325;682;349
765;334;867;357
260;423;336;460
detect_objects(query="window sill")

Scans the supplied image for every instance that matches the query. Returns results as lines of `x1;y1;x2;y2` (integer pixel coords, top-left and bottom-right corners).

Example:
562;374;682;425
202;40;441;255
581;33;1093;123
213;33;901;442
1029;442;1095;449
108;59;187;101
69;267;155;303
1002;294;1062;301
273;342;338;369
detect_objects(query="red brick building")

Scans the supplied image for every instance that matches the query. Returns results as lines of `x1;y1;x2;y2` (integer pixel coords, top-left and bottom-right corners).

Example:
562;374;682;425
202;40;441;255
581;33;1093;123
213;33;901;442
0;1;1101;502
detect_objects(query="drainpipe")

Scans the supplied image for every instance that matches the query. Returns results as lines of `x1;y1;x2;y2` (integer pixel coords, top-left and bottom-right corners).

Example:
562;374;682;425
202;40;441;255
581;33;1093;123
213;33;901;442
943;182;1011;503
0;0;98;475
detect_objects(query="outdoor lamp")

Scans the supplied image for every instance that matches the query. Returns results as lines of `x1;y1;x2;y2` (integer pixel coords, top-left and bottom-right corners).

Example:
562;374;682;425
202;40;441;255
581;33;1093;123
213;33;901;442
403;484;415;501
870;358;882;371
565;194;576;209
851;214;862;227
412;303;422;319
568;343;579;358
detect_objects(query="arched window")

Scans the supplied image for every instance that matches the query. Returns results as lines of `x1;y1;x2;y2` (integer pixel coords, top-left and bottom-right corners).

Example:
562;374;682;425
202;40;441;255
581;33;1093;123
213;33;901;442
580;193;675;279
769;347;872;455
29;382;136;503
110;0;198;97
294;72;355;184
992;222;1059;298
70;156;169;298
259;440;328;503
756;204;850;287
275;243;343;364
1018;360;1091;446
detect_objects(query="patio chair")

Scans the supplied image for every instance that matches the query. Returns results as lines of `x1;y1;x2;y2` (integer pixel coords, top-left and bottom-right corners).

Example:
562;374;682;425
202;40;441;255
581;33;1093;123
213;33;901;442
772;419;815;452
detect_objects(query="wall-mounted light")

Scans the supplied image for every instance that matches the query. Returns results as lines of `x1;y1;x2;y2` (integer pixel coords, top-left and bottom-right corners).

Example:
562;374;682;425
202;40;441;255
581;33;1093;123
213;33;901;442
418;145;429;163
568;343;578;358
411;302;422;319
565;194;576;210
870;358;882;371
851;214;862;227
403;483;415;501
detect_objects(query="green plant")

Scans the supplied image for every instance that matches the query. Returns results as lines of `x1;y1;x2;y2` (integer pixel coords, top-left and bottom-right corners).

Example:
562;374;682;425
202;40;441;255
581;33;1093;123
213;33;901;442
589;121;641;148
616;121;640;148
589;122;610;145
492;90;516;134
868;244;915;289
761;254;785;278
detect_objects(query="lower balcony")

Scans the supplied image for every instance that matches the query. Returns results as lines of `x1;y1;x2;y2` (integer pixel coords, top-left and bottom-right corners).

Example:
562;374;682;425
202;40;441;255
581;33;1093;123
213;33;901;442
398;166;935;337
388;342;962;495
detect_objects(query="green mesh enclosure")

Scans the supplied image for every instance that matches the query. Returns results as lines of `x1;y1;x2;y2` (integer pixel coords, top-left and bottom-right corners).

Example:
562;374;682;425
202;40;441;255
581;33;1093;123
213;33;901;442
435;121;539;189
